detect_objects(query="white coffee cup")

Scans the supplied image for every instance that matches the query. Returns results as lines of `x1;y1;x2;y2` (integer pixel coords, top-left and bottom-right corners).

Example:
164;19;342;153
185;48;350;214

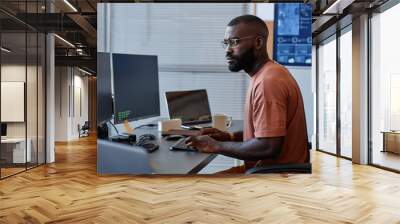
212;114;232;132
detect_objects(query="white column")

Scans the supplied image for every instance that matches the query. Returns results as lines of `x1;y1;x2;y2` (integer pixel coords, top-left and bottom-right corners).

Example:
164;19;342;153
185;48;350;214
352;14;369;164
46;33;55;163
312;45;317;150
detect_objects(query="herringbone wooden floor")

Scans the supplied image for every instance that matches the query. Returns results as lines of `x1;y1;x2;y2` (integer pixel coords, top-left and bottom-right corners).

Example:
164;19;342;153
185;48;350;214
1;136;400;223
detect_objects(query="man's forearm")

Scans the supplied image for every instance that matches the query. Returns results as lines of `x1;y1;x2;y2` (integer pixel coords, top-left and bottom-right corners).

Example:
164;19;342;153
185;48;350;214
215;139;280;161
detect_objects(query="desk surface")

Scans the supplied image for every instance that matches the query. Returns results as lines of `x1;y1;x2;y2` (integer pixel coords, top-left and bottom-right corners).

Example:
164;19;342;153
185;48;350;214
120;120;242;174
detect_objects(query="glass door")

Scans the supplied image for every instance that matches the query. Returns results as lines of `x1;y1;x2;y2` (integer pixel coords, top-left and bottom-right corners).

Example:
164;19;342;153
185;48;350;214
317;35;337;155
339;27;352;159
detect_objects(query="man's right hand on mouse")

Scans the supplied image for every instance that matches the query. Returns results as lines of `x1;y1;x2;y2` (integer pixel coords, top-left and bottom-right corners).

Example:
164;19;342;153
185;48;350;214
199;128;231;141
185;135;221;153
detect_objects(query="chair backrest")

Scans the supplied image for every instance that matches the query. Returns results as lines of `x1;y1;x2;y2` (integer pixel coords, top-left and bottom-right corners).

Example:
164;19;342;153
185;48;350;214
97;139;153;174
82;121;90;129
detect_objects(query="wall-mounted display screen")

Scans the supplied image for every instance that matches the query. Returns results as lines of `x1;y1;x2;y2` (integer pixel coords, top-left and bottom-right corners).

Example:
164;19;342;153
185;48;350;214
274;3;312;66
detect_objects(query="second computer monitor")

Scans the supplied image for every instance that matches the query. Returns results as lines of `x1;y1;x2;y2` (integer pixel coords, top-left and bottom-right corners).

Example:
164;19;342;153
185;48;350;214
112;54;160;124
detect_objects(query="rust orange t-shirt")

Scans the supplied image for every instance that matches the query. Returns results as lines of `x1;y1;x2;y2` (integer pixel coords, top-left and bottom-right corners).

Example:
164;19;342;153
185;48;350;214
243;60;308;169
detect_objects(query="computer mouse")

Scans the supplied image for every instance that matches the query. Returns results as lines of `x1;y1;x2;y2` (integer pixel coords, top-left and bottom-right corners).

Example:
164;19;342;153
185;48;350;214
164;135;184;141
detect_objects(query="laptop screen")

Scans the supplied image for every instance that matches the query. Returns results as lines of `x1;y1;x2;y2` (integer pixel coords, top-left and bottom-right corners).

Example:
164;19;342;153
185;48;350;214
165;89;212;125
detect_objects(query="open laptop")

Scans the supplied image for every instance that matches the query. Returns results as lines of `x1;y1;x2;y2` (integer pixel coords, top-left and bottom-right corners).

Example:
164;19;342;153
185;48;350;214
165;89;212;129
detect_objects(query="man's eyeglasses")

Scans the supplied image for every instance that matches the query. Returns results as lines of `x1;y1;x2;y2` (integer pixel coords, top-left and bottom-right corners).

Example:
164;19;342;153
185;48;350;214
221;36;257;49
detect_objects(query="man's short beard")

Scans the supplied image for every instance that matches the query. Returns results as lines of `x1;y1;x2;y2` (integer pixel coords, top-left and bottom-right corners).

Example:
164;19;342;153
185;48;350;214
228;47;256;72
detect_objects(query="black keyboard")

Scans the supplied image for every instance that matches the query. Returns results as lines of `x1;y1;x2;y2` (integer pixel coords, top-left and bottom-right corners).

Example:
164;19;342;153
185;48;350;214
170;138;198;151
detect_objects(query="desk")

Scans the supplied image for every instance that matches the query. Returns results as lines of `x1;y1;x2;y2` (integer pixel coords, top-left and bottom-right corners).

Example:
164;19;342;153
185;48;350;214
98;120;242;174
382;131;400;154
1;138;32;164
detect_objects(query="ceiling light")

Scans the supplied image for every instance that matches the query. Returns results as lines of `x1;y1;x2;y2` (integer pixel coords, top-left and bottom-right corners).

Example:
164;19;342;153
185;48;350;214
63;0;78;12
54;34;75;48
1;47;11;53
78;67;93;76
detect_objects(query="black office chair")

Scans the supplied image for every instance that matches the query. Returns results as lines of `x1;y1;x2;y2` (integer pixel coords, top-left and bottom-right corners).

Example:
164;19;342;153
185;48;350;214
245;163;311;174
245;142;312;174
79;121;90;138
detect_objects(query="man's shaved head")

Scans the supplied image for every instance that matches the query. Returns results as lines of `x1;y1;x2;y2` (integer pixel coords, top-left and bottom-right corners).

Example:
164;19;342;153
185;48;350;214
227;15;268;41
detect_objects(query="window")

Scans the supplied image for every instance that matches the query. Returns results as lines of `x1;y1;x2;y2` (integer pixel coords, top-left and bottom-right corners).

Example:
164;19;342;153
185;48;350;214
339;28;352;158
371;3;400;171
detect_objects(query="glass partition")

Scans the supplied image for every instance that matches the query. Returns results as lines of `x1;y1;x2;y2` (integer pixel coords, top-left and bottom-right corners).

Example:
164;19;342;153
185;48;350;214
38;32;45;165
317;36;337;155
339;28;352;158
1;31;28;177
27;30;38;169
0;1;46;179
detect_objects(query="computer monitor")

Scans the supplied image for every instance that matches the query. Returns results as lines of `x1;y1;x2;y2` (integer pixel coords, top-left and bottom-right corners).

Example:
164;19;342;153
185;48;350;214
112;53;160;124
97;52;114;125
1;123;7;137
165;89;212;125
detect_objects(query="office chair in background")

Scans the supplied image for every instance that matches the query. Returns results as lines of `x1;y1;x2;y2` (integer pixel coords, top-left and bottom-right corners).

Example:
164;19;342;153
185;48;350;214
78;121;90;138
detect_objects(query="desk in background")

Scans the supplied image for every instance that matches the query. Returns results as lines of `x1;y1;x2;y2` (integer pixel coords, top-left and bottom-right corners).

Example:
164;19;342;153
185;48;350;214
382;131;400;154
1;138;32;165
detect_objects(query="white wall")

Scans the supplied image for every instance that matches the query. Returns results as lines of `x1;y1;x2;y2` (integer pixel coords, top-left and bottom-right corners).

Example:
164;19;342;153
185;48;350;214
255;3;275;21
287;67;314;141
55;67;89;141
55;67;69;141
72;73;89;137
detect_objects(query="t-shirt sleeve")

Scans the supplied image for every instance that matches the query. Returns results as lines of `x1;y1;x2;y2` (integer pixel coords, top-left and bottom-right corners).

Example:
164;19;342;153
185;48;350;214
252;74;288;138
